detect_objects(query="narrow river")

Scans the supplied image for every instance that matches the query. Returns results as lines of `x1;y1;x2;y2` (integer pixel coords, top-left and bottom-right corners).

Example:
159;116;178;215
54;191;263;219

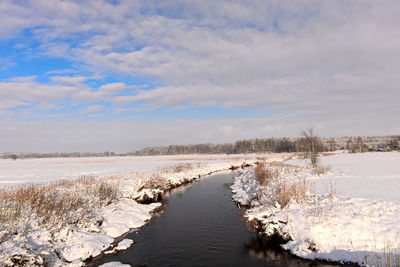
91;172;343;267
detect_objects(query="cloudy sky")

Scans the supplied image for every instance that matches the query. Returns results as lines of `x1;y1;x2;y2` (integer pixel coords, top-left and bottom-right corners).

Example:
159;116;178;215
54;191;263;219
0;0;399;152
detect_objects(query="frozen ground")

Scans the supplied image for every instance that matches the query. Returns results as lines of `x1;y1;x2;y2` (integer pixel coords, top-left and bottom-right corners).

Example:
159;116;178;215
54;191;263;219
0;154;256;188
232;152;400;266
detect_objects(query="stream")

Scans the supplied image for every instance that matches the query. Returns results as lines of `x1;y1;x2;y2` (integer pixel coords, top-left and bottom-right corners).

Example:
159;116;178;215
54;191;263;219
90;172;343;267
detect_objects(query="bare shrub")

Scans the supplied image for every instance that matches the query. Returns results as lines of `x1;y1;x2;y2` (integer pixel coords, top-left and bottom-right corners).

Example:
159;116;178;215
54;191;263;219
254;161;279;186
299;128;323;168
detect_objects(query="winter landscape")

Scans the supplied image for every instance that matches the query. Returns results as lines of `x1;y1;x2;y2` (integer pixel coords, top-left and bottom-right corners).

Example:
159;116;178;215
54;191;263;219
1;0;400;266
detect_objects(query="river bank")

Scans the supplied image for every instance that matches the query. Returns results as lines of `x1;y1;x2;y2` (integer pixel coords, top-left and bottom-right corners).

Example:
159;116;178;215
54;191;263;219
231;152;400;266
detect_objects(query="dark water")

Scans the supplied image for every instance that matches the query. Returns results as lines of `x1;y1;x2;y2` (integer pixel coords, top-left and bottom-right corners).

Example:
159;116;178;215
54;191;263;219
90;172;344;267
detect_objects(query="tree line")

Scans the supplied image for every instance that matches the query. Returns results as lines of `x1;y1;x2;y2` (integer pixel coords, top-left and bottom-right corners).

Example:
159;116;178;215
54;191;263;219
2;135;398;159
134;135;400;156
1;151;133;160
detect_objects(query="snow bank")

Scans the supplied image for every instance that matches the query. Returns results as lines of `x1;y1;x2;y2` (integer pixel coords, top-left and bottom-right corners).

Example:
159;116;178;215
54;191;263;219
233;152;400;266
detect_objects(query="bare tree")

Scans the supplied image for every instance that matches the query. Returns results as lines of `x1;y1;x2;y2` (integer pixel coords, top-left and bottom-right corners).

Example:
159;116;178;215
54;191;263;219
327;138;336;151
300;128;323;168
356;137;364;153
346;137;356;153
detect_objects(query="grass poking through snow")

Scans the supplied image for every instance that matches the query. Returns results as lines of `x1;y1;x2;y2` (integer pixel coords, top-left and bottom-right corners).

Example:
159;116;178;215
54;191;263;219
254;161;313;208
0;177;119;237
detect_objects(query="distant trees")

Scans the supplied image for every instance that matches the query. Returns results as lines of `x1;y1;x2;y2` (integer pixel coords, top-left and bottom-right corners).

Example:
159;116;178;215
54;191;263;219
135;138;299;156
327;138;337;151
355;137;365;153
347;137;366;153
390;137;400;150
0;151;125;159
299;128;323;168
134;135;400;156
346;137;356;153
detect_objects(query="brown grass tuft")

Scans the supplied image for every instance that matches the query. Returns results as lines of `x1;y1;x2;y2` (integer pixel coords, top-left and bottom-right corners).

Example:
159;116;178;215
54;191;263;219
314;165;332;175
141;174;170;190
254;161;279;186
275;179;311;207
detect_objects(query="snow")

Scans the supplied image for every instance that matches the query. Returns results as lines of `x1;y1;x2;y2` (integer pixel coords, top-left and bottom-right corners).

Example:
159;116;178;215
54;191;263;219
0;154;256;188
233;151;400;266
307;152;400;201
58;231;114;262
98;262;131;267
105;239;134;255
0;153;272;266
100;200;161;238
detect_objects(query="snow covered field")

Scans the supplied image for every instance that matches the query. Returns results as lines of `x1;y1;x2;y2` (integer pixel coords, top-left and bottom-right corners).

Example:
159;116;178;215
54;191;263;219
232;152;400;266
305;152;400;202
0;154;255;188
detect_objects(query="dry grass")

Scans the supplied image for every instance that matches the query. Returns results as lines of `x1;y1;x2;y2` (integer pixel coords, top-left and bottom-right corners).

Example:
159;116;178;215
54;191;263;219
0;177;119;235
141;174;170;190
162;163;201;174
314;164;332;175
254;161;279;186
365;243;400;267
275;179;311;207
254;162;312;208
171;163;195;173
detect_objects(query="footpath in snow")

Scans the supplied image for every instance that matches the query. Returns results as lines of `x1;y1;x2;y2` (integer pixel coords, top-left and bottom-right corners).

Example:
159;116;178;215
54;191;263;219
232;152;400;266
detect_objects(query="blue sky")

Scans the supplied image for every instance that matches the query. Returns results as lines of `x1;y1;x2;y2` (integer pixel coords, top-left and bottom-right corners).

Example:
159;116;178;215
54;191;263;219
0;0;399;152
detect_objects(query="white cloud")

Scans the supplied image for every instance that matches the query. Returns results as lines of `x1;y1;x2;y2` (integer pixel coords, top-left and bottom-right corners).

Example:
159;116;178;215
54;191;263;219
0;0;399;145
0;77;78;106
80;104;105;113
0;100;28;110
51;76;89;85
30;0;395;119
0;76;128;117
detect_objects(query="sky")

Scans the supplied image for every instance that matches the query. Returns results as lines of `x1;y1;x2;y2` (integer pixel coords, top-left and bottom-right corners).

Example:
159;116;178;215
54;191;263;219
0;0;399;152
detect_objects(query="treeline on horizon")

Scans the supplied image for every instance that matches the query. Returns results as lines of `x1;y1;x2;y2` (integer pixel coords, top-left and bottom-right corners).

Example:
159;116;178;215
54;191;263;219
134;135;400;156
0;151;134;160
2;135;399;159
